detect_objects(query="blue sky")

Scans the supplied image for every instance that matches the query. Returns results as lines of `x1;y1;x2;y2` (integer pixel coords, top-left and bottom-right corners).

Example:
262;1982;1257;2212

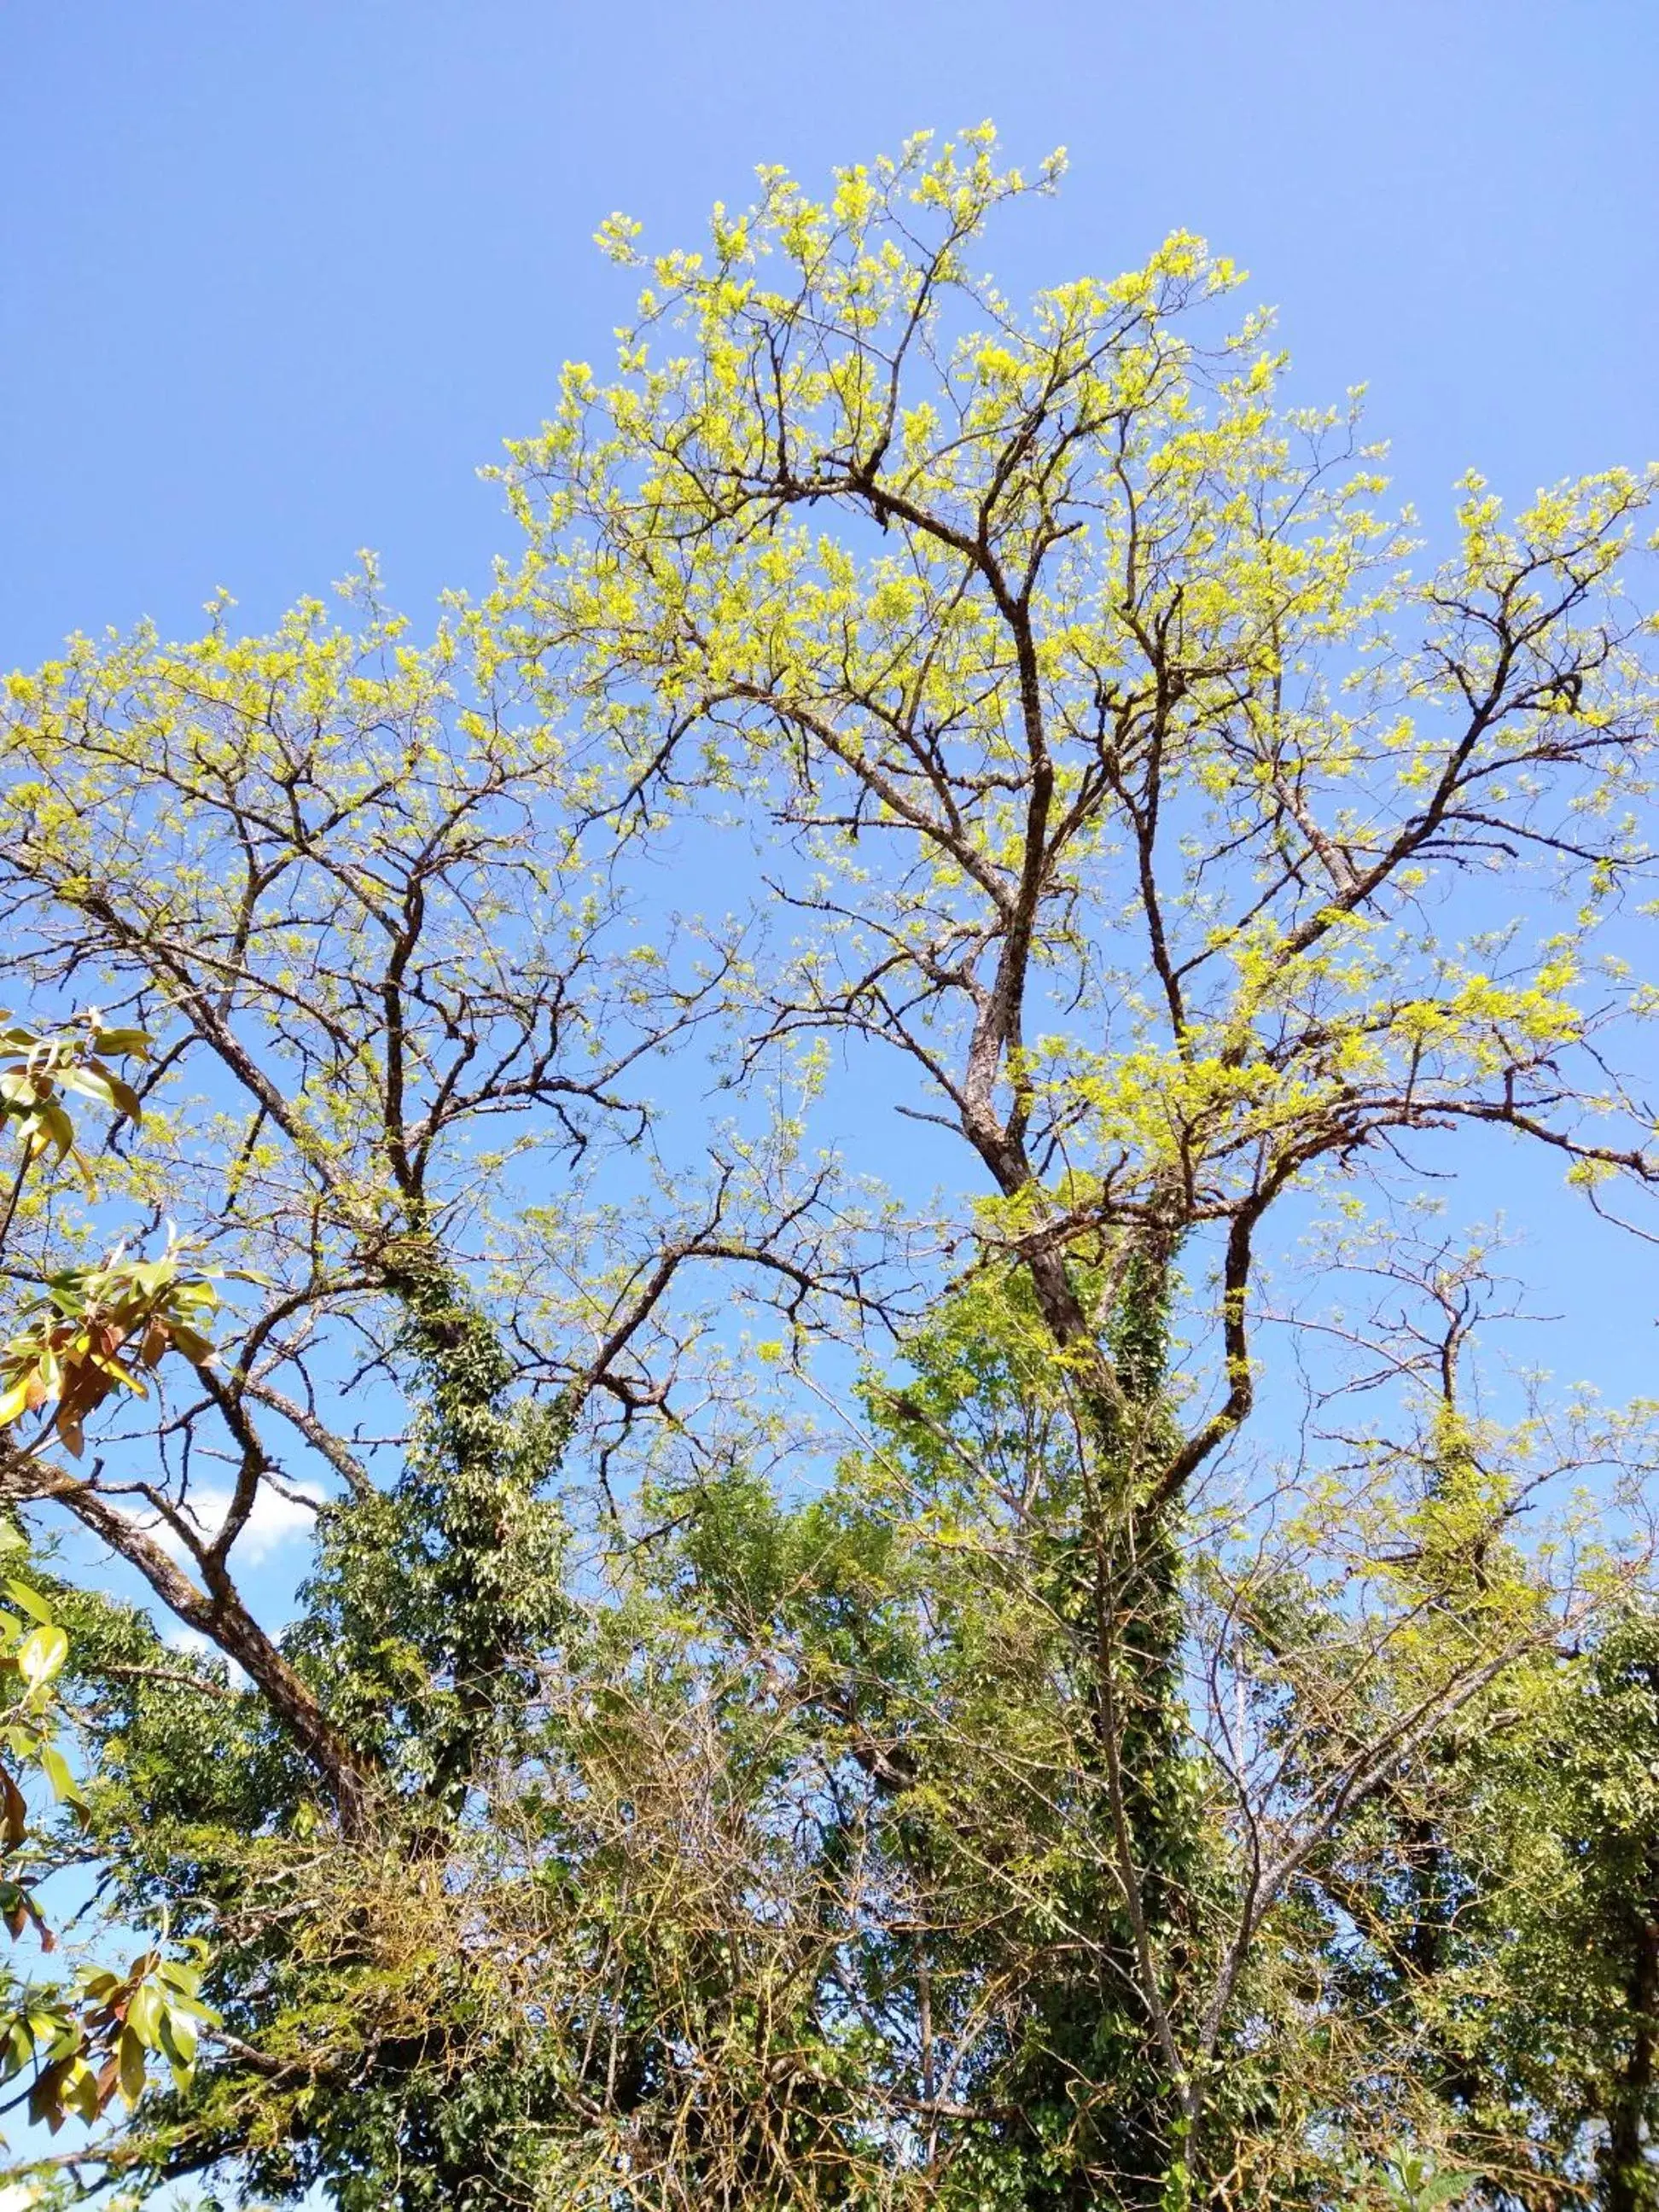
8;0;1655;1352
3;3;1658;2197
4;0;1658;1627
5;0;1657;667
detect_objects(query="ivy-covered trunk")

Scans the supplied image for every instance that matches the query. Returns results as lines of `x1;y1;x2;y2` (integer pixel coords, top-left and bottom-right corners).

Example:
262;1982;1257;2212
988;1242;1203;2211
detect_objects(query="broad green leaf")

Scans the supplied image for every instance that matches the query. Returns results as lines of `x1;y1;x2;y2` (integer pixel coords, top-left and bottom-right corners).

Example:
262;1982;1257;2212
15;1627;67;1689
3;1582;54;1628
38;1745;82;1808
117;2024;147;2107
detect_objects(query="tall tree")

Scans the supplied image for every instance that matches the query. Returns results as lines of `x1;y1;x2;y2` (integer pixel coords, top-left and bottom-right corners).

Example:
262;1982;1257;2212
493;122;1659;2201
0;126;1656;2209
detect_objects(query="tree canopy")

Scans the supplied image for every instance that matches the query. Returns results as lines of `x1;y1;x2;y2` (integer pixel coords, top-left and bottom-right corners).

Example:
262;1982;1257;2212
2;125;1659;2211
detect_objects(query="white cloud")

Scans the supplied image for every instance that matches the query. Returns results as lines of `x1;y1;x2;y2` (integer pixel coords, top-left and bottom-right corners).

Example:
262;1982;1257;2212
165;1622;250;1686
151;1481;326;1566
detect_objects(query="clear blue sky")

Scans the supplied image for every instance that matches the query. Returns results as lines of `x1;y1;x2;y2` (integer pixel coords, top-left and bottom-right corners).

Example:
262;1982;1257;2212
1;9;1656;2197
7;0;1658;1354
3;10;1656;1502
3;3;1658;1391
4;0;1656;667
